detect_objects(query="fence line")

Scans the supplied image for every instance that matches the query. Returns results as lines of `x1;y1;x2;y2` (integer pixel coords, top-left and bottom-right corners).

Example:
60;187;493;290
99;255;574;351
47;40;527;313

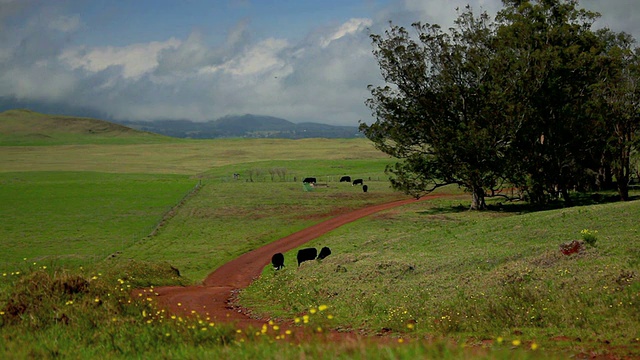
139;180;203;241
222;173;383;183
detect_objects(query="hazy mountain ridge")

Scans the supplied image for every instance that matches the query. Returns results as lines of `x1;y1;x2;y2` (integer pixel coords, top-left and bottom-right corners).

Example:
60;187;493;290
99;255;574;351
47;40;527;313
114;114;363;139
0;98;362;139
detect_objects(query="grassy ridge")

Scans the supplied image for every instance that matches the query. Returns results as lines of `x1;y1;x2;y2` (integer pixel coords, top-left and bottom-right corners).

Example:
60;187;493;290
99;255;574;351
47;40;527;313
0;109;171;145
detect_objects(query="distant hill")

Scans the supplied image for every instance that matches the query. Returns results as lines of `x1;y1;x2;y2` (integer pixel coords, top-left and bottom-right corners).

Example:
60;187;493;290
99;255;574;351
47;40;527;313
0;109;363;144
0;109;170;145
114;114;363;139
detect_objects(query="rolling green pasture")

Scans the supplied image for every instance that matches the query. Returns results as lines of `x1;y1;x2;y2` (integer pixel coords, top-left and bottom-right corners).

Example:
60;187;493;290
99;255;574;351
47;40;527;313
0;171;197;269
1;133;639;359
0;138;398;278
241;196;640;355
125;175;408;280
0;138;388;174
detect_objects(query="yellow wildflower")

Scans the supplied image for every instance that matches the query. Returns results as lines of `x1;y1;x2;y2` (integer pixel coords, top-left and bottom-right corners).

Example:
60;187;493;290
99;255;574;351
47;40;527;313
512;339;521;346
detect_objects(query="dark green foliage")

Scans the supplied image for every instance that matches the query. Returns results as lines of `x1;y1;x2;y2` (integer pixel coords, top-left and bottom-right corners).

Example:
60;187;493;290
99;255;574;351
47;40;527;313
362;0;640;209
362;8;514;209
495;0;608;205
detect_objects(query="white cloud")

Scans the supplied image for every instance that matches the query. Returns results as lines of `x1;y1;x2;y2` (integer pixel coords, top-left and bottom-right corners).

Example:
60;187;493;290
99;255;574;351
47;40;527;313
60;38;181;78
217;38;290;76
0;64;76;101
321;18;373;47
3;1;638;127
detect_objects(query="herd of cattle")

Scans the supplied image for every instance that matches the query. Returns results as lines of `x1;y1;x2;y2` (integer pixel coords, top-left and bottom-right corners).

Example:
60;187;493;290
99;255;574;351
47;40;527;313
271;246;332;270
302;176;368;193
268;175;364;270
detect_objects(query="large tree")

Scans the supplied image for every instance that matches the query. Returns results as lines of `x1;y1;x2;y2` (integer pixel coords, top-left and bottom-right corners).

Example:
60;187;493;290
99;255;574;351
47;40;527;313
363;0;638;209
495;0;605;205
591;30;640;200
361;7;517;209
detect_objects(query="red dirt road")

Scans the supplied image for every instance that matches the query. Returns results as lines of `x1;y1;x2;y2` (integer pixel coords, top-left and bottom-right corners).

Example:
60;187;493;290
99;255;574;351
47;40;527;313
144;195;443;329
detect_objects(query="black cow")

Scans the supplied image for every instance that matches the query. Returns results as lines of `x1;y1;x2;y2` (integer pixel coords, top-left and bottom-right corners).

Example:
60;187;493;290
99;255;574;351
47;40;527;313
317;246;332;260
339;176;351;183
271;253;285;270
297;248;317;266
302;177;317;184
362;184;368;193
352;179;363;186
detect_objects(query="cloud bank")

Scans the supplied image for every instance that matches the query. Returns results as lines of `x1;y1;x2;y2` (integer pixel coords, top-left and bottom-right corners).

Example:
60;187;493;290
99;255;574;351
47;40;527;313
0;0;638;126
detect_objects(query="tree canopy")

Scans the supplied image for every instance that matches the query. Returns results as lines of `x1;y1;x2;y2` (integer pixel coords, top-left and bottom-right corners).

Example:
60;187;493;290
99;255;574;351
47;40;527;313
361;0;640;209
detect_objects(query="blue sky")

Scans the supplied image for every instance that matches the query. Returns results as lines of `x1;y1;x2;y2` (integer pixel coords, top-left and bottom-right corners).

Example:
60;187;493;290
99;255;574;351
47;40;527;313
1;0;638;126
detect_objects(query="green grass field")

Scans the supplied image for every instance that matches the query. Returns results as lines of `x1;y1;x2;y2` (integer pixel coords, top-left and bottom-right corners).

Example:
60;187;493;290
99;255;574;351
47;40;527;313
0;112;638;358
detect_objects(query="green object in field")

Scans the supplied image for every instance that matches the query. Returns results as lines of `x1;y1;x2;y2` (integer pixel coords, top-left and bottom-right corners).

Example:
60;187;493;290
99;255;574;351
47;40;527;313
303;182;314;192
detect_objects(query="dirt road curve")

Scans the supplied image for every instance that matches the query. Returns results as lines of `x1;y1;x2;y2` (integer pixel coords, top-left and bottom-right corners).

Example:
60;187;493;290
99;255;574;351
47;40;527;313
144;195;444;329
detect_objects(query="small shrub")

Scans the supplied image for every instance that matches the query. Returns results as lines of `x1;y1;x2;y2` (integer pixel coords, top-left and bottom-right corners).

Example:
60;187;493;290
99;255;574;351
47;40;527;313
580;229;598;247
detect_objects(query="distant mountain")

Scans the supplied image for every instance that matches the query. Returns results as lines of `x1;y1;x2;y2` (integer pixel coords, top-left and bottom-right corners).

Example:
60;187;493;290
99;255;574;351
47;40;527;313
114;114;363;139
0;98;364;139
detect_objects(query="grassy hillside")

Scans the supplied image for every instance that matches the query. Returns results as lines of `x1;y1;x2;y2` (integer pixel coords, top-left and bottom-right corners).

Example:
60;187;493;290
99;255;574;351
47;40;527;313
0;109;172;145
1;134;638;358
241;196;640;356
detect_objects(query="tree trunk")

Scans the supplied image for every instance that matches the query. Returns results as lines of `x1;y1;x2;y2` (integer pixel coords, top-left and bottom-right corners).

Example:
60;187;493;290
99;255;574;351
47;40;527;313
615;159;630;201
470;186;487;210
618;182;630;201
597;153;613;191
614;142;631;201
561;187;573;206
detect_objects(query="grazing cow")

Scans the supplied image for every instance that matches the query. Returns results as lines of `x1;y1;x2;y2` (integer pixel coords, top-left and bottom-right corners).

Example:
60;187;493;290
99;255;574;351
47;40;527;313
297;247;317;266
352;179;363;186
271;253;285;270
339;176;351;183
362;185;368;193
302;177;317;184
317;246;332;260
